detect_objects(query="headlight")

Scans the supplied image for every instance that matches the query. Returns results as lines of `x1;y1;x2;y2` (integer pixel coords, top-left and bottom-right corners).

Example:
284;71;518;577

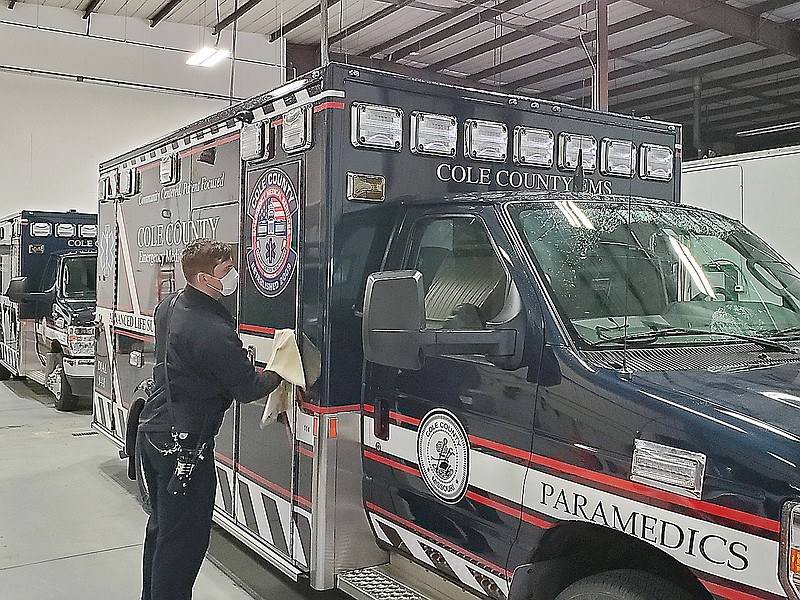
67;326;95;356
781;501;800;600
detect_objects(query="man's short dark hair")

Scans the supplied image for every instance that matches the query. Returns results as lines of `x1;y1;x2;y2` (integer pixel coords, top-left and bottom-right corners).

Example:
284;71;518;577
181;239;233;281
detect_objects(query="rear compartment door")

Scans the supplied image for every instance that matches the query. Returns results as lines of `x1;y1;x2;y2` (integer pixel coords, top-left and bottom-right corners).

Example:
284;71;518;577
93;198;119;436
362;206;541;600
235;159;310;569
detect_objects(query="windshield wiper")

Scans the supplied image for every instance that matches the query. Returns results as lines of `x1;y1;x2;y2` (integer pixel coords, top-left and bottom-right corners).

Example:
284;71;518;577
761;326;800;340
588;326;795;353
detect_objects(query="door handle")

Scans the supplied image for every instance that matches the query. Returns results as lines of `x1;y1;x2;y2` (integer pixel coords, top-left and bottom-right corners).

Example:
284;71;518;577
374;396;390;441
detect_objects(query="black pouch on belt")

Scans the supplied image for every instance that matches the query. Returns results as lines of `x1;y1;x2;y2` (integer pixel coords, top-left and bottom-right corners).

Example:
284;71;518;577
166;432;207;496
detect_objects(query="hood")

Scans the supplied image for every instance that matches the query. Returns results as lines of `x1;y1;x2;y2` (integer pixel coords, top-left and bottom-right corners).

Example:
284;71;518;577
54;298;95;326
634;363;800;444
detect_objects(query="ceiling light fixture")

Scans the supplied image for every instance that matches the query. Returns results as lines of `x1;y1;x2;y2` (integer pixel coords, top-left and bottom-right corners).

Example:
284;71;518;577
735;121;800;137
186;47;230;67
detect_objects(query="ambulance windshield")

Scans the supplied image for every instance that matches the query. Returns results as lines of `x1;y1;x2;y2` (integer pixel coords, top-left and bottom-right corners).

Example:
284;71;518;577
508;200;800;347
62;256;96;300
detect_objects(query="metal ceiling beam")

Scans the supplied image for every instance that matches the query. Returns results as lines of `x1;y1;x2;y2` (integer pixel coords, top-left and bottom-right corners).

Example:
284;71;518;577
704;106;800;133
627;0;800;58
212;0;267;36
330;0;415;45
81;0;101;20
148;0;182;28
510;32;733;95
612;58;795;112
467;11;658;84
426;0;605;73
359;0;496;58
268;0;342;42
746;0;799;16
388;0;532;63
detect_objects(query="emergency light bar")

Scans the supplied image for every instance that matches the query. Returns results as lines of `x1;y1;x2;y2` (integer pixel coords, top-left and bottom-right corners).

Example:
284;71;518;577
282;107;312;154
30;222;52;237
351;103;403;151
558;133;596;173
410;112;457;157
640;143;674;181
241;123;265;161
600;139;635;177
98;177;113;201
160;155;180;185
118;168;139;196
79;224;97;238
465;119;508;162
513;127;554;168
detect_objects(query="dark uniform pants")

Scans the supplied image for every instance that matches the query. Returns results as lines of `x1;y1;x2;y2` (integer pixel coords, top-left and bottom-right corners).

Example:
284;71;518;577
139;431;216;600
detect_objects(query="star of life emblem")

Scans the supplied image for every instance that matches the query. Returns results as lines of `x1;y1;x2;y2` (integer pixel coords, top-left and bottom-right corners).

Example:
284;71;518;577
417;410;470;504
246;168;298;298
98;224;115;278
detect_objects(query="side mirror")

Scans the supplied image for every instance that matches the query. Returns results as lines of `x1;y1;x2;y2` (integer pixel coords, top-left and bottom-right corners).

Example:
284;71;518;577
363;270;426;370
5;277;29;302
363;270;524;371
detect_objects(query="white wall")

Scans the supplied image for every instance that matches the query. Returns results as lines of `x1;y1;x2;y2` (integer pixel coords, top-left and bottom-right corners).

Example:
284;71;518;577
0;4;285;216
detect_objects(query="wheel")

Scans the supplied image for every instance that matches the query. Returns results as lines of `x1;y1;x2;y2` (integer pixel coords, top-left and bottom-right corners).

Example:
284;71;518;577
0;362;11;381
50;357;77;411
555;570;696;600
135;440;152;515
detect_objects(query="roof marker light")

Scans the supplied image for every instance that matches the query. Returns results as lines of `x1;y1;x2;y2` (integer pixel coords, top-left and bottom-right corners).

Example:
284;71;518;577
558;133;596;173
640;143;673;181
410;112;457;157
351;103;403;151
600;139;635;177
465;119;507;162
513;126;554;167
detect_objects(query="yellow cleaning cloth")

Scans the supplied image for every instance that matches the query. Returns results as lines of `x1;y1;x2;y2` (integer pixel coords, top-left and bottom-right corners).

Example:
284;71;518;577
260;329;306;428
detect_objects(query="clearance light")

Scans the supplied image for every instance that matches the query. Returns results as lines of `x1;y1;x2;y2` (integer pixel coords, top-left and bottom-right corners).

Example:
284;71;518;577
186;47;229;67
282;106;312;153
347;173;386;202
410;112;457;157
781;502;800;600
465;119;508;162
513;127;554;167
640;143;673;181
631;439;705;499
600;139;635;177
352;103;403;151
558;133;596;173
240;123;265;161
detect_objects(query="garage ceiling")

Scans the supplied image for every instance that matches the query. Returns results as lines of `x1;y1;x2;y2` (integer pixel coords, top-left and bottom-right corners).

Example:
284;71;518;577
19;0;800;153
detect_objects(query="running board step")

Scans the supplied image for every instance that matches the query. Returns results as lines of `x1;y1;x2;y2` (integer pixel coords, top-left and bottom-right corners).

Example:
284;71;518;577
27;370;46;386
338;567;427;600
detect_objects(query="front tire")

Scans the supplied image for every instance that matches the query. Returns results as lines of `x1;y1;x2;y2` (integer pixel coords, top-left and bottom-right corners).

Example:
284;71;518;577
51;357;77;411
555;570;696;600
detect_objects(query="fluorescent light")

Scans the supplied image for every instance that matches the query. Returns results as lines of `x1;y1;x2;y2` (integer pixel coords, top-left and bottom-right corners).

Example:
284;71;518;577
186;47;229;67
735;121;800;137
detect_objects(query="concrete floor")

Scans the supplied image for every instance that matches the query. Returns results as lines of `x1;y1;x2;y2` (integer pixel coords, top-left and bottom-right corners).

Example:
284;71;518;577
0;378;319;600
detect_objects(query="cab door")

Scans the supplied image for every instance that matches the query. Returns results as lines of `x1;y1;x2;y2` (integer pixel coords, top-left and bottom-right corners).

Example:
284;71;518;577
362;206;542;600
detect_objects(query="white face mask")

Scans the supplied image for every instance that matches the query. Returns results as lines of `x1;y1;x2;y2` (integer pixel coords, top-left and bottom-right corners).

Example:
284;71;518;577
206;268;239;296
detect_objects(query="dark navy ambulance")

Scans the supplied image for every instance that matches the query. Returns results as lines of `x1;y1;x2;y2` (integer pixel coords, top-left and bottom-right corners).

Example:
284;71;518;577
94;63;799;600
0;210;96;410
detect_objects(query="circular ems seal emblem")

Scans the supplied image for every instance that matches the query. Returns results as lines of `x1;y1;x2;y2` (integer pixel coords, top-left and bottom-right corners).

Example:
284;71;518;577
246;168;299;298
417;410;470;504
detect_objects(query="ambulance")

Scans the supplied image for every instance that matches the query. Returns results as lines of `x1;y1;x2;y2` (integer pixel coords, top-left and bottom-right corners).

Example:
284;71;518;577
93;63;800;600
0;210;96;410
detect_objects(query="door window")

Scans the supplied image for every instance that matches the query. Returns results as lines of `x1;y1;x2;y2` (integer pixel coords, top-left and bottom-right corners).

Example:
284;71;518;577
407;216;509;330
